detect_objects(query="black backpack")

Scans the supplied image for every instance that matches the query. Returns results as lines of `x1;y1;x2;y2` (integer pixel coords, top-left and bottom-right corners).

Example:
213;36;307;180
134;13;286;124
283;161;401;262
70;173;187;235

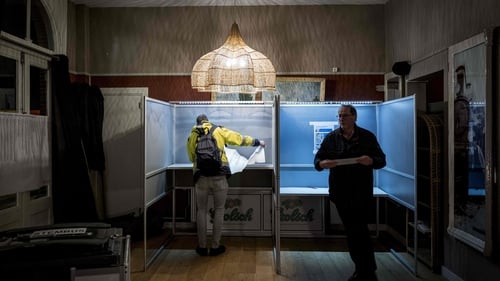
196;125;222;175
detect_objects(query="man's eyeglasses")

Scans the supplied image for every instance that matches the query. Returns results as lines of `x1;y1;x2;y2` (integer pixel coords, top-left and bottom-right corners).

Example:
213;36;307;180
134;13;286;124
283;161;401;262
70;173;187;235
337;114;353;119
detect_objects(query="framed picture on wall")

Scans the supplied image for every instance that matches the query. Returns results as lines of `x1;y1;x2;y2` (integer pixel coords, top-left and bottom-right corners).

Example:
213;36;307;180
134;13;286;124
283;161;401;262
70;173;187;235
211;77;326;102
447;28;497;255
211;92;257;101
263;77;326;102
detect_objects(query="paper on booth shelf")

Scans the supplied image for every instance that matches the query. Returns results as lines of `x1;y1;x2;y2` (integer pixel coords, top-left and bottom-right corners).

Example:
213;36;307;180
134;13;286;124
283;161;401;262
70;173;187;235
248;146;265;164
225;147;248;174
335;157;359;166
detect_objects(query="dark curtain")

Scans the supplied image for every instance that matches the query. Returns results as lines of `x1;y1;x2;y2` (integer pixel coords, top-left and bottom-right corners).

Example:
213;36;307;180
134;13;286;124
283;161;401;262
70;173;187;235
74;83;105;171
51;55;101;223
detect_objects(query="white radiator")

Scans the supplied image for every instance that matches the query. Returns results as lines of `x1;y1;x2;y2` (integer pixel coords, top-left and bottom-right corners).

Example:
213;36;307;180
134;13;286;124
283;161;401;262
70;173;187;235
0;113;50;195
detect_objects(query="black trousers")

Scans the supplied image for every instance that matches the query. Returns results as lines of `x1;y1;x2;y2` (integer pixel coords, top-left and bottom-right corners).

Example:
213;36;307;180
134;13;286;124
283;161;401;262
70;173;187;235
333;197;377;274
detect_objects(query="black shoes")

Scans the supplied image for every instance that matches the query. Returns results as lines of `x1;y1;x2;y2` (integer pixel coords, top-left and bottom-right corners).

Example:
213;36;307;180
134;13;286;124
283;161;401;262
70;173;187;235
348;271;378;281
209;245;226;256
196;245;226;256
195;246;208;256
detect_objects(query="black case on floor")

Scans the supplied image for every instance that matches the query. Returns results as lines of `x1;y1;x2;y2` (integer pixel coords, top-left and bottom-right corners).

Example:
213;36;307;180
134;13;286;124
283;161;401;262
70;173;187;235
0;223;129;281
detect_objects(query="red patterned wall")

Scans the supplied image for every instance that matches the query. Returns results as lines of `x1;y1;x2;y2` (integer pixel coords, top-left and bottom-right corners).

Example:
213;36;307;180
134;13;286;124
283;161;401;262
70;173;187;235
80;74;383;103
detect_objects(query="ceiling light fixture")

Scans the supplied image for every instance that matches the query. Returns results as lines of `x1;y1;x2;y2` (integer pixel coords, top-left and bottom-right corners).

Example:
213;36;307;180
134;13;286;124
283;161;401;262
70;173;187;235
191;22;276;94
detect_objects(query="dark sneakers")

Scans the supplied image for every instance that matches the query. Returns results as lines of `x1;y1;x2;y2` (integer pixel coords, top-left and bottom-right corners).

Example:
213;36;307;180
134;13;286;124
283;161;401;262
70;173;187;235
195;246;208;256
348;271;378;281
209;245;226;256
196;245;226;256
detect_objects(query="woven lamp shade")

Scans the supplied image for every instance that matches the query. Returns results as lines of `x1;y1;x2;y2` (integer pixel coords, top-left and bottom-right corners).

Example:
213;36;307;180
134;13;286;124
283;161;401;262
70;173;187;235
191;23;276;94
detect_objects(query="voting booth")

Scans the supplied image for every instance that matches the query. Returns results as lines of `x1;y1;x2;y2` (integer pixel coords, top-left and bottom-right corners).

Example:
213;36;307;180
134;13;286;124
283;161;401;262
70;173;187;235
103;94;416;273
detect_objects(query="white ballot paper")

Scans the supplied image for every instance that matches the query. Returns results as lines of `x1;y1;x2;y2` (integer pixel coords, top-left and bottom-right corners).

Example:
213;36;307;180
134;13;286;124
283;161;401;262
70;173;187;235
335;157;360;166
248;146;265;164
225;146;266;174
225;147;249;174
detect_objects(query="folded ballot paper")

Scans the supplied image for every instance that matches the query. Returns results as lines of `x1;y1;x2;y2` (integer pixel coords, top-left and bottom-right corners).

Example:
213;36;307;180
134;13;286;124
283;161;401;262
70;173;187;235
335;157;360;166
225;146;265;174
248;146;265;164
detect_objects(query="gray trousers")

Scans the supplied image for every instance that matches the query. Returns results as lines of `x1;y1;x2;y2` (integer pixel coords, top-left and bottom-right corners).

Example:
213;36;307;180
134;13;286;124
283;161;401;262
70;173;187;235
195;175;228;248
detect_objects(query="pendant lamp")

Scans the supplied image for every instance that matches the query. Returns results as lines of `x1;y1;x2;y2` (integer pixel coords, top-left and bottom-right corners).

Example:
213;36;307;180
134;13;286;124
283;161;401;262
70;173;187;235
191;22;276;94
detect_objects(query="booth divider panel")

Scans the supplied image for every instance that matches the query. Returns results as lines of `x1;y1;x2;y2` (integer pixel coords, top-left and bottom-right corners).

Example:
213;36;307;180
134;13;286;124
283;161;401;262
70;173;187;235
173;104;274;164
377;96;416;210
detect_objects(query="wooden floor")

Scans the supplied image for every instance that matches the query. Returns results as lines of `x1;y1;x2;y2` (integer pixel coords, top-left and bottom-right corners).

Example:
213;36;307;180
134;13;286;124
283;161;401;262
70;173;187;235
130;235;448;281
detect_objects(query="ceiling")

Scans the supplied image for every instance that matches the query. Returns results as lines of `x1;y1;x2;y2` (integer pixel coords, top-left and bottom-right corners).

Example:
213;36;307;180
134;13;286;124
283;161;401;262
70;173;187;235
70;0;387;8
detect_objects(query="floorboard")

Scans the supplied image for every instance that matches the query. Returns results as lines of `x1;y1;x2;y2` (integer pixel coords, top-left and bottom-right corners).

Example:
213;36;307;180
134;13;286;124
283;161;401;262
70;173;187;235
131;236;448;281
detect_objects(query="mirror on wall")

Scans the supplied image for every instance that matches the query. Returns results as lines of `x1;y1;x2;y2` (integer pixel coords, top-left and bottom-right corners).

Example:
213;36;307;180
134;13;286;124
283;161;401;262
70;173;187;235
447;30;494;254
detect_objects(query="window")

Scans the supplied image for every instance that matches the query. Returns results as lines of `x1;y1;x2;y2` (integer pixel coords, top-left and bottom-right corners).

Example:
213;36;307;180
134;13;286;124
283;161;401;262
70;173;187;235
0;0;52;49
0;55;17;112
0;0;28;40
0;0;52;115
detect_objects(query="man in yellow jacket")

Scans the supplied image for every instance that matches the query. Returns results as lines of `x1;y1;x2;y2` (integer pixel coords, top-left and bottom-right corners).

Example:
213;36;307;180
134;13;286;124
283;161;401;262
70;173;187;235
186;114;265;256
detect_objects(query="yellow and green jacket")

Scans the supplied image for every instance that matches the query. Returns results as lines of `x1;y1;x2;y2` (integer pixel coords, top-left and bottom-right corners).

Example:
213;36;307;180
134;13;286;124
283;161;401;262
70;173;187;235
186;121;260;182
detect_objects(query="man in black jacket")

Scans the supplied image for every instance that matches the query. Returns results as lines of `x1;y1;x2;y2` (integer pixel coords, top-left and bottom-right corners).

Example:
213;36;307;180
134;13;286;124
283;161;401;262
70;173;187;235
314;104;386;281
